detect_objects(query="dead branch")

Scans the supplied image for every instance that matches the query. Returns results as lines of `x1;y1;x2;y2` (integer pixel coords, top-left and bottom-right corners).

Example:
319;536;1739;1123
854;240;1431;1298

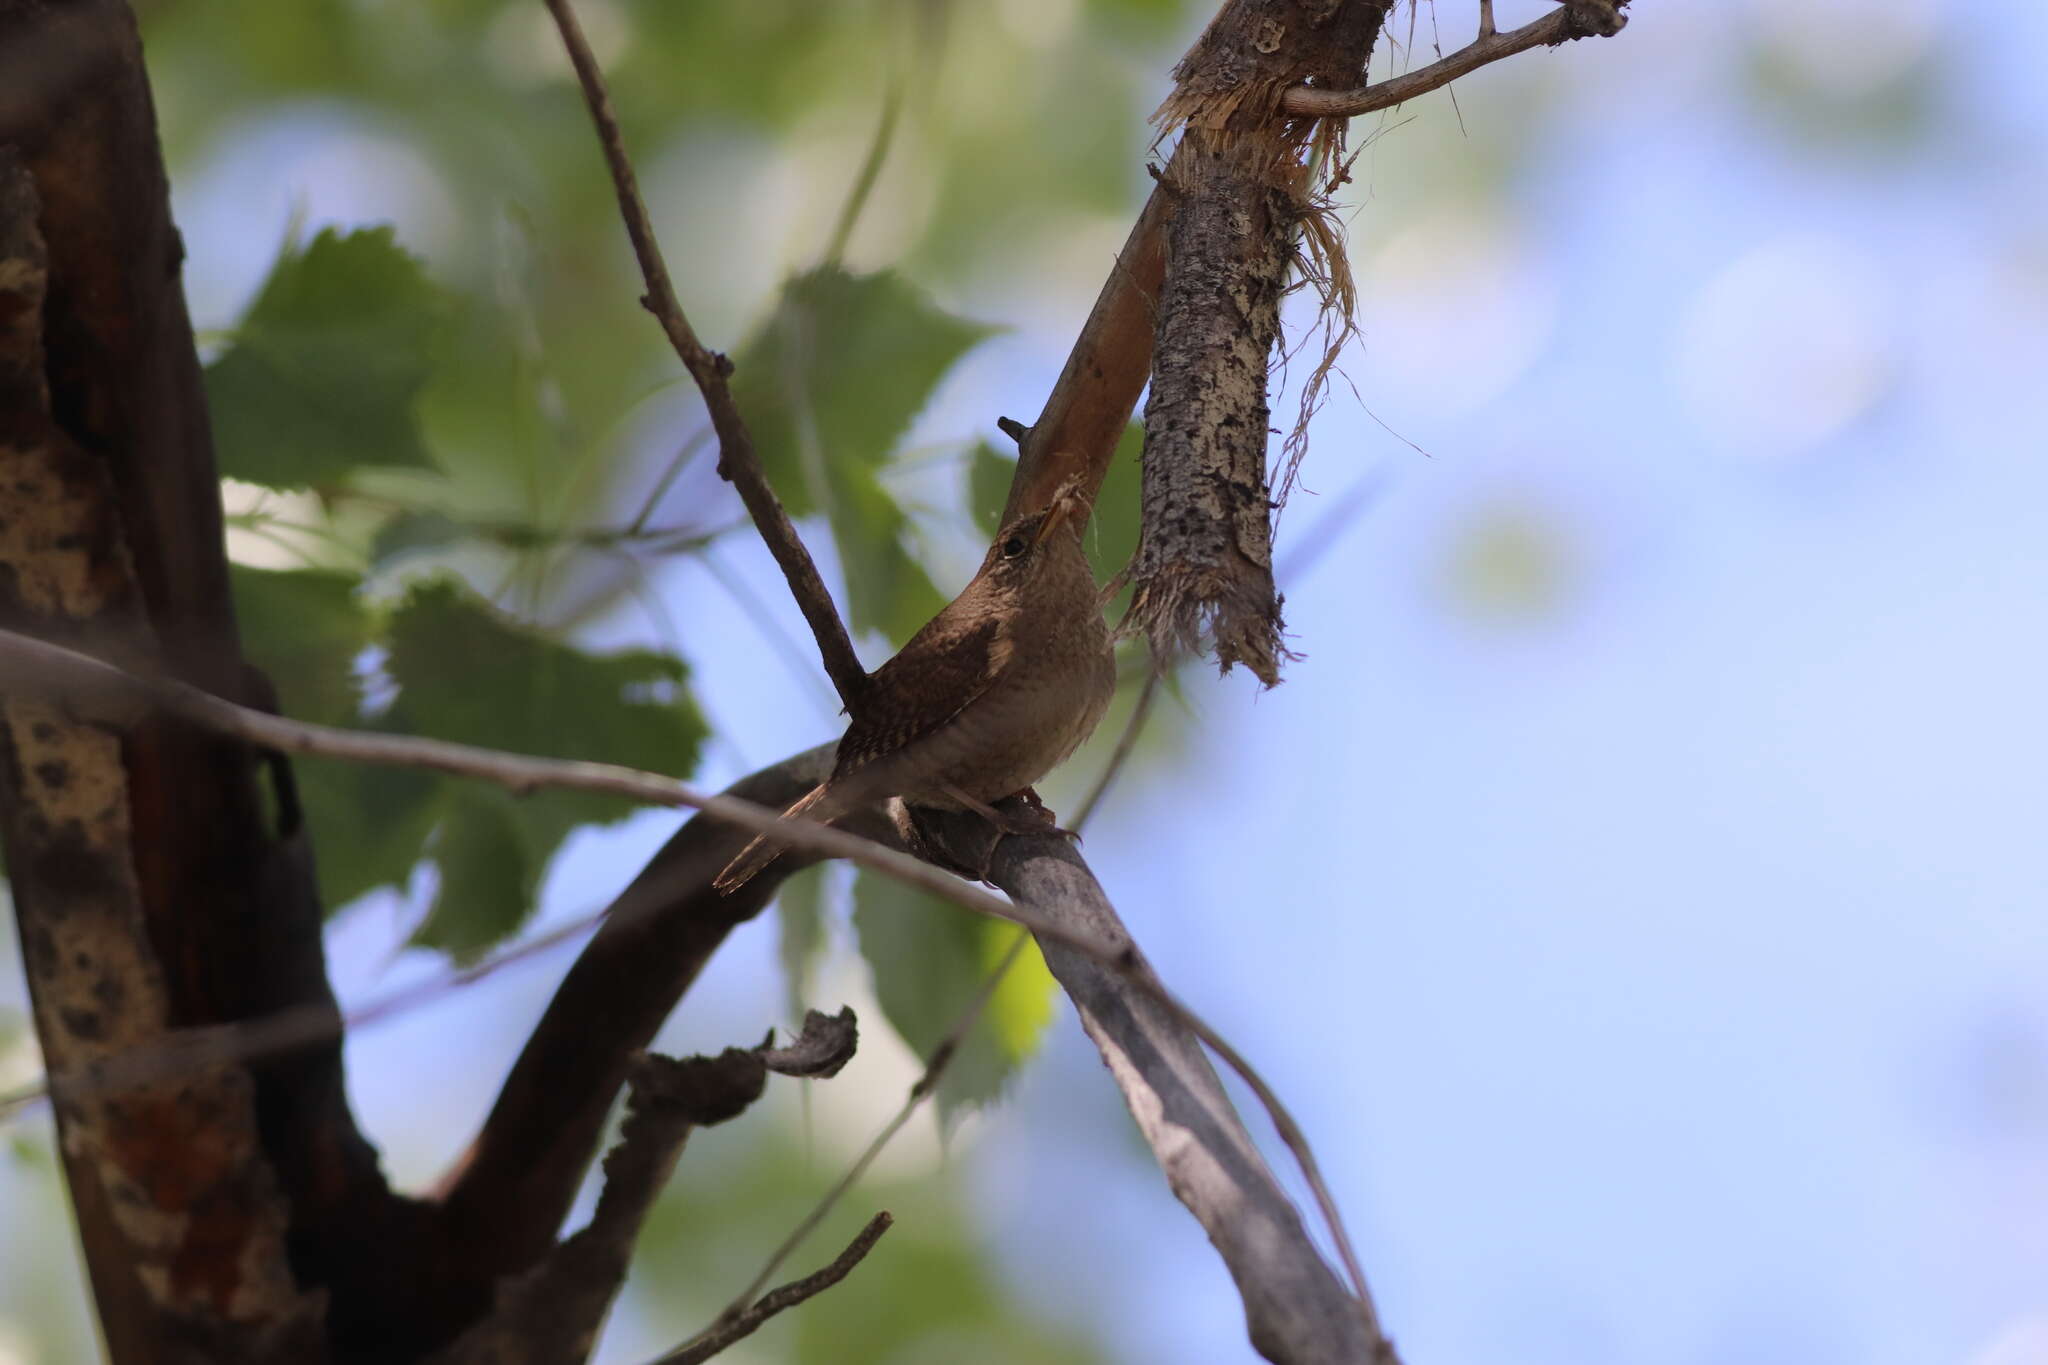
646;1213;894;1365
541;0;869;709
430;1013;860;1365
1125;0;1387;685
917;807;1398;1365
1281;0;1628;119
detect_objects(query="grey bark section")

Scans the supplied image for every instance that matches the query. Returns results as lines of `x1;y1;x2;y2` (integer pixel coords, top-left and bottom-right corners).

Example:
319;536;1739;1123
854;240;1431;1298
1129;133;1292;685
920;809;1389;1365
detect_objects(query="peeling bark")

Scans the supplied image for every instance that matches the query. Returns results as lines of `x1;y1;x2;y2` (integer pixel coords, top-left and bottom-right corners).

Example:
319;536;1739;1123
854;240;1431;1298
1130;137;1298;683
1128;0;1387;685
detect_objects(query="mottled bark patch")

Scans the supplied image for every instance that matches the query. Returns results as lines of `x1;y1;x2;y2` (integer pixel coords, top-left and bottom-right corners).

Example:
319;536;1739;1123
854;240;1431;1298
0;145;314;1344
1126;0;1383;686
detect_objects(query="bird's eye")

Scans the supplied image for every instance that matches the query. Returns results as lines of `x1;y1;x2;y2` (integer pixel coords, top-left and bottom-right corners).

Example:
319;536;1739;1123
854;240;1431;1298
1001;534;1029;559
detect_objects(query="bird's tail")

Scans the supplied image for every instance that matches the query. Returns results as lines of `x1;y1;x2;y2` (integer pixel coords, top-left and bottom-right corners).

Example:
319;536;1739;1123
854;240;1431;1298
713;782;834;894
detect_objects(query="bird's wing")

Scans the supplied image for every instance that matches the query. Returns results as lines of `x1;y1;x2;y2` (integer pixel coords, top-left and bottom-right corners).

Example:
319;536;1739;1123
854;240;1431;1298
835;608;1013;777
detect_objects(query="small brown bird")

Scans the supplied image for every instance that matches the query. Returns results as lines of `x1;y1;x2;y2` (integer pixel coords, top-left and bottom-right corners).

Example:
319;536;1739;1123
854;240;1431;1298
715;482;1115;893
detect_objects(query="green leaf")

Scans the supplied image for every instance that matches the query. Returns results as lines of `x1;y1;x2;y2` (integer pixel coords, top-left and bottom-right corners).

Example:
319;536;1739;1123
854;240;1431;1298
1086;421;1144;591
830;463;947;643
384;578;709;954
296;754;443;913
411;784;536;960
370;509;464;568
731;267;995;514
777;864;830;1024
228;564;450;912
852;871;1057;1122
730;267;992;641
967;439;1013;539
230;564;374;726
206;226;445;489
386;577;706;779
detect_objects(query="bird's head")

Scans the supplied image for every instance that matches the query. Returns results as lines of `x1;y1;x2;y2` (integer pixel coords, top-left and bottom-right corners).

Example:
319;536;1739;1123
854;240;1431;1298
979;482;1090;589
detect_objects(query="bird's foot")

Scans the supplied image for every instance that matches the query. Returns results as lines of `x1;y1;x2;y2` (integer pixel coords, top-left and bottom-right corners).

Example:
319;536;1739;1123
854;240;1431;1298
1010;787;1081;843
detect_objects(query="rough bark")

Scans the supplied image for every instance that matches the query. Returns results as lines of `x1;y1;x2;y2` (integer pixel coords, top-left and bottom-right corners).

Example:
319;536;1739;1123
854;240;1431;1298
0;127;323;1365
1128;0;1388;684
0;5;408;1360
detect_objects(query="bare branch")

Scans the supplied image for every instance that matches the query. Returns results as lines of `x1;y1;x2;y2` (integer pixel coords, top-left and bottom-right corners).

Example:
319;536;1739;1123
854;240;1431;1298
1003;183;1171;525
707;931;1027;1326
433;1015;859;1365
1281;0;1628;120
541;0;869;709
648;1212;894;1365
917;808;1398;1365
0;627;1131;970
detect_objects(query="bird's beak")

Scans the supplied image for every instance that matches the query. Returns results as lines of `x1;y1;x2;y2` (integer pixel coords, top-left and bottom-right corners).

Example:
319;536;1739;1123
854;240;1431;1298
1034;488;1083;545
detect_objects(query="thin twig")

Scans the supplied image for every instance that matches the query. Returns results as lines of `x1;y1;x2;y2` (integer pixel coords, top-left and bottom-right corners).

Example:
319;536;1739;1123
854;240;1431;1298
542;0;869;709
625;428;714;536
711;931;1028;1325
1280;1;1626;120
699;665;1164;1324
0;628;1129;969
647;1212;894;1365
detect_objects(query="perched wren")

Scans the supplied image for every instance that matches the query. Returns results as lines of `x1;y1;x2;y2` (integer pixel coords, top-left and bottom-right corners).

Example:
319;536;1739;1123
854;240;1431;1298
715;482;1116;893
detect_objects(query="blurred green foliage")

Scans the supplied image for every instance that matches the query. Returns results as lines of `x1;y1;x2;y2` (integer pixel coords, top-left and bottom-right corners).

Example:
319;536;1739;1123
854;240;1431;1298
631;1123;1105;1364
207;227;446;487
729;265;993;639
853;872;1059;1123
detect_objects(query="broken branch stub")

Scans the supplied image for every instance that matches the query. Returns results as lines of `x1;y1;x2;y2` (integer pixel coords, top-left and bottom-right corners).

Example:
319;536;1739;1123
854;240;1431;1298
1129;135;1297;685
1127;0;1386;686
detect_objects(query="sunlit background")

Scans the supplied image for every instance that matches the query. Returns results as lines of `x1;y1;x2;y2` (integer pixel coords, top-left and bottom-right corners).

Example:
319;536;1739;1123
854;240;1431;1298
5;0;2048;1361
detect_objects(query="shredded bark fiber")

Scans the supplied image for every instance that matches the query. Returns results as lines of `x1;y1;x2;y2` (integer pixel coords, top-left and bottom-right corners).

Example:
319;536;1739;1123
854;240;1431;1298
1127;0;1384;686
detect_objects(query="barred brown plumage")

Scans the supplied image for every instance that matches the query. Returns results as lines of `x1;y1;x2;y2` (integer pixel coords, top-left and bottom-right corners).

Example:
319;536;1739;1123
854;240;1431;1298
714;481;1114;893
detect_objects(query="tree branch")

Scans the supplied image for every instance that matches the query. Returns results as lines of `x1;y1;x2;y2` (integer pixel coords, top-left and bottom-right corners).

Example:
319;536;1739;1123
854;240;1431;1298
693;688;1157;1328
646;1213;894;1365
919;811;1400;1365
1003;174;1171;524
1279;0;1628;120
430;1013;860;1365
540;0;869;709
0;627;1131;971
